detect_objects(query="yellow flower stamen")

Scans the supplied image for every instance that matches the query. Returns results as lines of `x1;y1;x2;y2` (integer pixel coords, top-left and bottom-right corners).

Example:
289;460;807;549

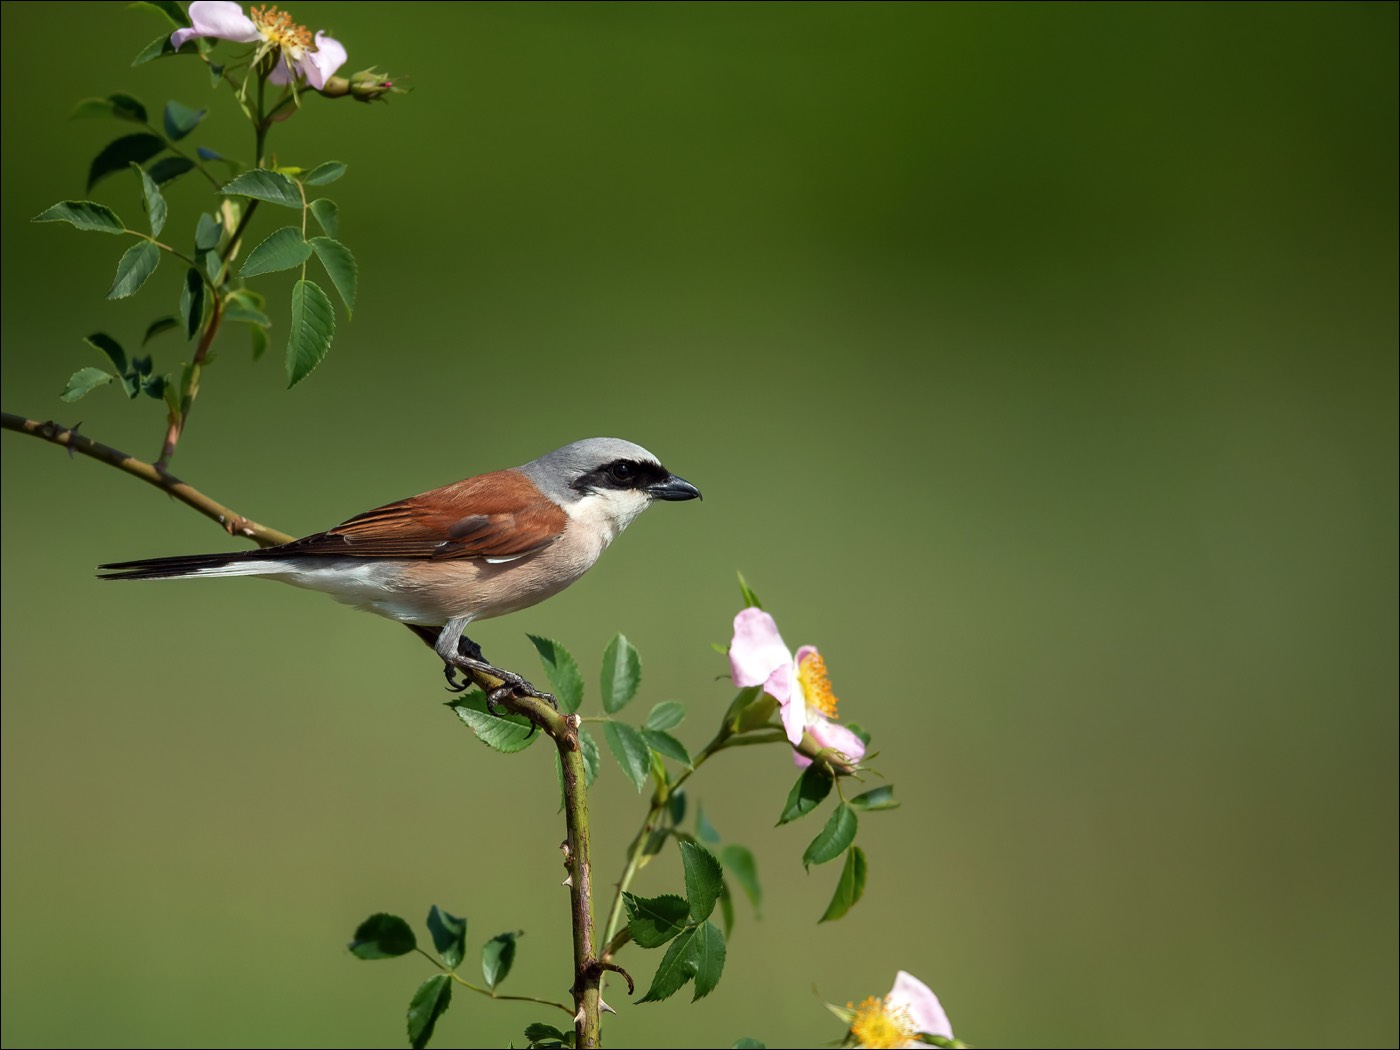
798;650;839;718
250;5;316;57
849;995;919;1049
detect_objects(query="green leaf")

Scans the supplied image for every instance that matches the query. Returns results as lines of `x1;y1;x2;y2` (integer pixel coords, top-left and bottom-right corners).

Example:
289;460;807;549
225;301;272;326
523;1022;572;1048
130;163;168;238
844;721;872;747
179;268;204;339
849;785;899;812
309;237;358;314
142;374;168;400
778;764;833;825
603;721;650;792
642;729;692;769
60;367;115;402
645;700;686;731
240;226;312;277
690;920;726;1001
679;840;724;922
407;975;452;1050
32;201;125;234
737;572;763;609
481;931;519;989
88;133;165;191
624;892;689;949
72;93;148;123
142;317;179;345
107;240;161;300
636;924;699;1004
600;634;641;713
309;198;339;238
304;160;348;185
348;913;416;959
527;635;584;713
132;32;179;66
426;906;466;970
285;279;334;387
720;844;761;915
146;156;195;184
249;325;268;361
133;0;190;28
85;332;127;373
579;726;600;787
163;100;205;141
803;803;857;870
221;169;303;209
450;691;537;753
719;882;735;937
195;212;222;253
732;1041;767;1049
695;804;720;843
819;846;867;923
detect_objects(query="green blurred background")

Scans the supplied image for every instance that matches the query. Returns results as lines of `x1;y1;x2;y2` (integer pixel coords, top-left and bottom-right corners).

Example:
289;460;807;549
2;2;1395;1046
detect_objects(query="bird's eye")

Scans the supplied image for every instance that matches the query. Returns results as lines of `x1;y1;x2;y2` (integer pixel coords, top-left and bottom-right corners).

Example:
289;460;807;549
608;461;634;484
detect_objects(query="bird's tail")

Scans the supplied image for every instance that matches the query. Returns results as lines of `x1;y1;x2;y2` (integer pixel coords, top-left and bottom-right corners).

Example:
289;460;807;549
97;552;282;580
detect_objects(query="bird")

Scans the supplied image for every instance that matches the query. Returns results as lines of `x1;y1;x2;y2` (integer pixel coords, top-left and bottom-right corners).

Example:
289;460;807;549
99;437;701;703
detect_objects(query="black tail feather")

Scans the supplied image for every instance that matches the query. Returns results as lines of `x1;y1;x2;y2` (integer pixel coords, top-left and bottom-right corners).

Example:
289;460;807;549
97;552;252;580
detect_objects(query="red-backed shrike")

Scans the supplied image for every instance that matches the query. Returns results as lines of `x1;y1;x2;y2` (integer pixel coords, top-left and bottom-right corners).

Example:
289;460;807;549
100;438;701;696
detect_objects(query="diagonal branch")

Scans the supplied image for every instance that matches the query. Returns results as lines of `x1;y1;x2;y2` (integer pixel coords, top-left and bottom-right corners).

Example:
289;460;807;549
1;411;291;547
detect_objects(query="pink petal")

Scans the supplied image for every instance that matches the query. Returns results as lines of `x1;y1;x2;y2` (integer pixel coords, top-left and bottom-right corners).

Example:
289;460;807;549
794;644;818;666
729;608;792;689
808;718;866;763
301;31;347;88
266;55;295;85
889;971;953;1042
772;664;805;744
175;1;259;48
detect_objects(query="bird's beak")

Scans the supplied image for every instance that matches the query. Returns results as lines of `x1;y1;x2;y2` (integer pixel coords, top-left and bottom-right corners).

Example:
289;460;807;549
649;474;702;501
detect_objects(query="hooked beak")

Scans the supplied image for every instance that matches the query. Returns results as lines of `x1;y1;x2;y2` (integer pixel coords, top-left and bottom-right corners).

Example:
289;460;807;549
649;473;702;502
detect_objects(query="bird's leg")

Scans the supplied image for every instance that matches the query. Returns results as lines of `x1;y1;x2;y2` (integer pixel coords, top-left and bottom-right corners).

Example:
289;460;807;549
434;617;557;713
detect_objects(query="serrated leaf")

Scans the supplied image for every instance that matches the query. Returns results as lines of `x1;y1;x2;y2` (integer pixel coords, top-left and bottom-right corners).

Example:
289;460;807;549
250;324;268;360
695;804;720;843
304;160;347;185
225;300;272;326
645;700;686;731
88;133;165;191
481;931;519;989
240;226;312;277
426;906;466;970
600;634;641;713
690;920;726;1000
526;635;584;713
845;721;872;747
624;892;690;949
133;0;190;27
450;691;537;752
222;169;303;208
737;572;763;609
719;883;735;937
523;1022;571;1047
132;32;178;66
131;163;168;238
636;924;699;1004
85;332;127;372
603;721;650;792
348;912;416;959
668;788;687;826
778;764;833;825
720;844;761;916
849;785;899;811
195;212;222;252
407;974;452;1050
179;267;204;338
147;156;195;184
142;317;179;345
819;846;867;922
33;201;125;234
803;803;857;870
679;840;724;922
142;374;168;400
309;236;358;313
579;726;600;787
107;240;161;299
163;100;205;141
642;729;692;768
60;367;115;402
285;278;334;386
309;198;339;238
72;93;148;123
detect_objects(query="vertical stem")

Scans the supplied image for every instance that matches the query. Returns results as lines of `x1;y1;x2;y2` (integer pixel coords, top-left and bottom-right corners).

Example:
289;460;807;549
558;723;602;1047
157;295;223;470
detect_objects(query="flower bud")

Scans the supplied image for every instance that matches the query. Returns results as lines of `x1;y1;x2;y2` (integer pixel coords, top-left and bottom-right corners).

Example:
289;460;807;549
317;68;405;103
